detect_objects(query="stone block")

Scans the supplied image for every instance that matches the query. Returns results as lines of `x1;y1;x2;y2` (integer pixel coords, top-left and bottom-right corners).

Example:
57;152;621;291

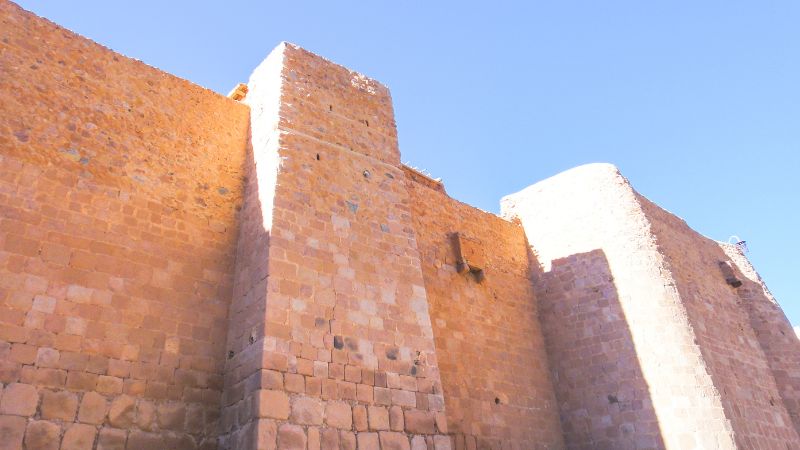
368;405;390;431
24;420;61;450
277;424;306;450
97;428;127;450
41;389;78;421
389;406;404;431
0;415;26;450
0;383;38;416
380;432;411;450
257;390;289;420
108;395;136;428
404;410;436;434
61;423;97;450
324;401;352;429
290;396;323;425
357;432;380;450
353;404;368;431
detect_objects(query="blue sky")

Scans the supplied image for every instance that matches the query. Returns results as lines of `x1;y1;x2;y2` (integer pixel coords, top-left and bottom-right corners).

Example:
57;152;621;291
18;1;799;325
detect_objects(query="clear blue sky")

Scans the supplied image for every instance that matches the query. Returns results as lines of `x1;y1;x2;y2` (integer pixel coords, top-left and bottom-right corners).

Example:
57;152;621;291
18;1;799;325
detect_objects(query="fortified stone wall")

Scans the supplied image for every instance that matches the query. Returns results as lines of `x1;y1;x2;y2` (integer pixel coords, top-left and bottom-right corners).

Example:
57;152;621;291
502;164;739;449
222;43;450;449
721;242;800;435
640;196;800;447
0;1;250;449
502;164;800;449
405;172;564;449
2;2;799;450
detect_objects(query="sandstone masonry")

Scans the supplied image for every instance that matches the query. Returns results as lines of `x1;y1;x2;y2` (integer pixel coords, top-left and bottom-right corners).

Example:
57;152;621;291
1;2;799;449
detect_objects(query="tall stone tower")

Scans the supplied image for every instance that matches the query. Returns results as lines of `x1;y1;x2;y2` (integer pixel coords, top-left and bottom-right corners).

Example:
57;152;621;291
219;43;451;448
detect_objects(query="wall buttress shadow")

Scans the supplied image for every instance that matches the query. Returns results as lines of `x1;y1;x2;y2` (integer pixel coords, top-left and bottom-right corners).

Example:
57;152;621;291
527;248;665;450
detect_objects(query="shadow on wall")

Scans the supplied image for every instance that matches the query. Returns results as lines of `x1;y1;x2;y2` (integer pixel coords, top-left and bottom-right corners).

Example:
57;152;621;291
527;247;666;449
220;119;274;449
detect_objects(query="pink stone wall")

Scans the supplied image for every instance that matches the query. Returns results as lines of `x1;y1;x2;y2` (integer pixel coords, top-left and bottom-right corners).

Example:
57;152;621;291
641;195;800;447
406;173;565;449
721;242;800;436
502;164;739;449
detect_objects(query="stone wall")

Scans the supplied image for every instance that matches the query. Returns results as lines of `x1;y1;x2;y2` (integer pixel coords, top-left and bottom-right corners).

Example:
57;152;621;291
641;196;800;447
3;1;800;449
223;43;450;449
502;164;739;449
0;1;250;449
721;242;800;437
406;173;564;449
503;163;800;449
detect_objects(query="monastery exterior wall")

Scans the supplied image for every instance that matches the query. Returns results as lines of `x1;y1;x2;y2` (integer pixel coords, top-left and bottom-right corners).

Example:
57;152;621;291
2;1;800;449
227;43;449;449
640;196;800;447
0;1;250;448
720;242;800;436
405;174;564;449
502;164;738;449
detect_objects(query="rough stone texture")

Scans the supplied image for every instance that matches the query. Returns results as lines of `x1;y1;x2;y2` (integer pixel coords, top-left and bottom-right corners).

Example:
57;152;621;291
406;172;564;448
25;420;62;450
0;415;26;450
0;383;38;416
2;2;799;449
502;163;800;448
220;42;450;447
0;0;248;447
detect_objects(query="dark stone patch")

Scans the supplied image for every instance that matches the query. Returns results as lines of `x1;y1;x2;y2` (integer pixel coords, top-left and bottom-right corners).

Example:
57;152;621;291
13;130;29;142
333;335;344;350
386;347;398;360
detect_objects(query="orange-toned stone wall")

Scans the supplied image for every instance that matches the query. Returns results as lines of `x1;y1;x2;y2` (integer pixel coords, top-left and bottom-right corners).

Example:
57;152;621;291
641;196;800;447
5;2;800;449
406;176;564;449
224;43;451;450
0;1;250;448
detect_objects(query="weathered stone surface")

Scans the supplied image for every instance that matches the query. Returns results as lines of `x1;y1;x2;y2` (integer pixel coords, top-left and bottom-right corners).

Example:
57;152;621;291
108;395;136;428
368;405;390;431
257;390;290;420
41;389;78;421
277;424;306;450
404;410;435;434
0;383;38;416
357;432;380;450
97;428;127;450
389;406;404;432
24;420;60;450
2;3;799;448
290;396;323;425
380;431;411;450
61;423;97;450
78;392;108;424
0;415;26;450
325;401;352;429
